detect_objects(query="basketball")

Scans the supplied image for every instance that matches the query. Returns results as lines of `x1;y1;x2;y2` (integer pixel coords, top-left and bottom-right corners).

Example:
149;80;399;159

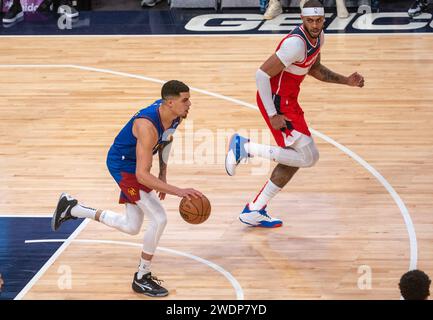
179;195;211;224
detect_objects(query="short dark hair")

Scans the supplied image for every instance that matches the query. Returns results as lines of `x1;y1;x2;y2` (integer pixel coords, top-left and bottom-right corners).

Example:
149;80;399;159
303;0;324;8
161;80;189;100
399;270;431;300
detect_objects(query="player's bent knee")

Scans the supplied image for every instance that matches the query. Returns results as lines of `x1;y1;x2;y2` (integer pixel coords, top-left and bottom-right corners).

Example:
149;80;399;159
124;222;141;235
305;148;319;167
300;144;320;168
155;214;167;229
150;203;168;228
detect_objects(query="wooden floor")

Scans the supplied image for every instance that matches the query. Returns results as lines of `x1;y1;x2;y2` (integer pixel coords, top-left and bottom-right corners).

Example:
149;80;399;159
1;34;432;300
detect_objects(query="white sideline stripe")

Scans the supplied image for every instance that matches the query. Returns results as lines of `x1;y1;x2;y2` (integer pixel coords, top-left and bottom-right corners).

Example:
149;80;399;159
14;219;90;300
0;64;259;110
24;239;244;300
311;129;418;270
1;33;433;38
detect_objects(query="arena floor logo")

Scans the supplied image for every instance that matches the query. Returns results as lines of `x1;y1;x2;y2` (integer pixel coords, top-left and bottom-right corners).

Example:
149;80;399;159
185;12;433;33
0;216;84;300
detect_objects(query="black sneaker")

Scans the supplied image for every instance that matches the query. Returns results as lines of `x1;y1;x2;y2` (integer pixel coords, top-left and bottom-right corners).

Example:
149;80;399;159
36;0;54;13
51;193;78;231
132;272;169;297
3;2;24;24
408;0;430;17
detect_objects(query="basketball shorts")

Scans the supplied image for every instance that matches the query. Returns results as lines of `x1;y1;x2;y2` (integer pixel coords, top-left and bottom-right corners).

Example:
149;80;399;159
115;171;152;204
257;92;311;147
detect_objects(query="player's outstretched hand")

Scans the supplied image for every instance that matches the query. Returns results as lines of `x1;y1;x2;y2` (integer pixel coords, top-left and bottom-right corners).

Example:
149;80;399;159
347;72;364;88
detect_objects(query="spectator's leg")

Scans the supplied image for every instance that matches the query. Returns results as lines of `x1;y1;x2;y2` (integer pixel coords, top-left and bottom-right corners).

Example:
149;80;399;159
336;0;349;18
2;0;23;24
264;0;282;20
141;0;162;8
371;0;380;12
36;0;54;13
300;0;307;9
408;0;430;17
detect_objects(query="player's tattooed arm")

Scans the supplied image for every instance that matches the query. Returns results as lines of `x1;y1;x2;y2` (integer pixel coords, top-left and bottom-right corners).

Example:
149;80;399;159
157;136;175;200
316;65;348;84
309;54;365;87
158;140;172;176
308;54;348;84
158;118;182;176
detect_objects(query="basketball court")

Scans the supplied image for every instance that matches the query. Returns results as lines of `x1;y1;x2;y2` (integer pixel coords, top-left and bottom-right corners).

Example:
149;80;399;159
1;2;433;300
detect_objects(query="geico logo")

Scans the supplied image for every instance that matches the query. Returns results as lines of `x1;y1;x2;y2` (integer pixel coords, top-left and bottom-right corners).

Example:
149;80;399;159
185;13;433;32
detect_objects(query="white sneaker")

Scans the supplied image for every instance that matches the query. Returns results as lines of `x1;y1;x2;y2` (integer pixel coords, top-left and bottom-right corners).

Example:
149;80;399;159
336;0;349;18
239;204;283;228
225;133;249;176
408;0;429;17
264;0;283;20
299;0;307;9
141;0;162;7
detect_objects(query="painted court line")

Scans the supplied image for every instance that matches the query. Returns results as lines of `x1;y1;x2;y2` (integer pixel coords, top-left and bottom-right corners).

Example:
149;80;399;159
25;238;244;300
14;219;90;300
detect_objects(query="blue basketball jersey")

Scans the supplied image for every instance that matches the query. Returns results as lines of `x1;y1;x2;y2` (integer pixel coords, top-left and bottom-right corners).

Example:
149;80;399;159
106;99;181;182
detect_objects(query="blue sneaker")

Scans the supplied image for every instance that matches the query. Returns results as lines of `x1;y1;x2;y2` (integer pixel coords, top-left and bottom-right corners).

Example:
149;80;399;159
239;204;283;228
225;133;249;176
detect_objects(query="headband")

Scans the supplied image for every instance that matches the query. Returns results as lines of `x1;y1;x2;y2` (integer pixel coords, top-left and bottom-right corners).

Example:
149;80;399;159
301;7;325;16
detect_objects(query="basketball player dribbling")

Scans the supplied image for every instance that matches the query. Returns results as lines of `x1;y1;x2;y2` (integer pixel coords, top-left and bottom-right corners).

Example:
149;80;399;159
225;0;364;228
52;80;202;297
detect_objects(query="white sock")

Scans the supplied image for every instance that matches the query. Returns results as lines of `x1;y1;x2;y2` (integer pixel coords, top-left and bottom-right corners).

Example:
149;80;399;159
246;141;302;165
249;180;281;210
245;141;276;159
137;257;151;279
71;204;96;219
245;141;318;168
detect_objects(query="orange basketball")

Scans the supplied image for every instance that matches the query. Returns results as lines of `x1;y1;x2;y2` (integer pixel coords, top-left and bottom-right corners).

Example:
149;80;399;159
179;194;211;224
